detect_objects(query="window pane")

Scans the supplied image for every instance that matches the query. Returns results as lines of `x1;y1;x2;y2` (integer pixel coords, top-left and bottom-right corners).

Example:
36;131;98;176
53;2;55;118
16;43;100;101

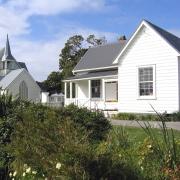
91;80;100;98
139;66;153;97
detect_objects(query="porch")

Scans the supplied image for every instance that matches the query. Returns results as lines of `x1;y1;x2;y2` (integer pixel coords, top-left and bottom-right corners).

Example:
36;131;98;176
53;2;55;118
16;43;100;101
64;71;119;116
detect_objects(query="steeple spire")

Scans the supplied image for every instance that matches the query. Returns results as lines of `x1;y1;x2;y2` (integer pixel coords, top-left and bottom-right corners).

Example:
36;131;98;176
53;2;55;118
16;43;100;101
2;34;16;61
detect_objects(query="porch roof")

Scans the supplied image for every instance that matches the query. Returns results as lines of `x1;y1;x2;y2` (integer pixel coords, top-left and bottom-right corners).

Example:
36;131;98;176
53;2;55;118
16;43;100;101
65;69;118;81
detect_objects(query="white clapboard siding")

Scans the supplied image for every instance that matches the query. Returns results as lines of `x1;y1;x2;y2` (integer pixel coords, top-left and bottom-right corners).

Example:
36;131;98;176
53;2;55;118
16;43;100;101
118;25;179;114
77;80;89;99
7;70;41;102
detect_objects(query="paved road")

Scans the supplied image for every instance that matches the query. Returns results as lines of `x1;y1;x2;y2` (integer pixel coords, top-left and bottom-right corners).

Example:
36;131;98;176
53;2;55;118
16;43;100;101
109;119;180;131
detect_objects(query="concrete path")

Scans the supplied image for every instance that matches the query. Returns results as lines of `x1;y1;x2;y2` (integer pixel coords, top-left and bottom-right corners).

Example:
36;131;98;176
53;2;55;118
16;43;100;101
109;119;180;131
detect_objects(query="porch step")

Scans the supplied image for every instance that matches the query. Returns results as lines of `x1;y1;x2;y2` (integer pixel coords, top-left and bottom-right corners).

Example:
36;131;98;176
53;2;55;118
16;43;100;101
90;108;118;111
101;109;118;111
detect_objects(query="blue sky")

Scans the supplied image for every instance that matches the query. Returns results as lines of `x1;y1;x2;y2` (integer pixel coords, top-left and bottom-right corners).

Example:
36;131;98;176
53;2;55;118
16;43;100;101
0;0;180;81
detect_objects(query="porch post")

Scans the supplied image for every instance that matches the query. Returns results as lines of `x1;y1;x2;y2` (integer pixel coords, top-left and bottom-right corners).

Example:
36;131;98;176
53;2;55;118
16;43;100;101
88;80;91;109
102;79;105;110
88;80;91;98
64;82;67;106
70;82;72;99
64;82;67;98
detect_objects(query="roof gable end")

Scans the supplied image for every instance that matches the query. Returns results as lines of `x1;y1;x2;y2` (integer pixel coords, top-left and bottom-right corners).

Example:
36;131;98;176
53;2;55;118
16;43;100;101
113;19;180;64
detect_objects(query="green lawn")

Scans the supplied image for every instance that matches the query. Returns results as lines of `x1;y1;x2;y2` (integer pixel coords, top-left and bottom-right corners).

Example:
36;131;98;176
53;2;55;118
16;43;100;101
115;125;180;143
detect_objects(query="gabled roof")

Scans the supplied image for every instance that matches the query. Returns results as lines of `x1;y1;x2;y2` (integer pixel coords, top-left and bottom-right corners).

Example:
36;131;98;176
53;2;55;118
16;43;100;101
0;48;5;60
65;69;118;81
73;41;127;72
145;20;180;53
2;35;16;61
18;62;28;71
113;19;180;64
36;81;47;91
0;69;24;88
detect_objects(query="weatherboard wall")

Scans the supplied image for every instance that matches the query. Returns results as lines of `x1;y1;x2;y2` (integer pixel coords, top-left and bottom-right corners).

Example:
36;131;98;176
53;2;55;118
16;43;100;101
118;25;179;114
7;70;41;102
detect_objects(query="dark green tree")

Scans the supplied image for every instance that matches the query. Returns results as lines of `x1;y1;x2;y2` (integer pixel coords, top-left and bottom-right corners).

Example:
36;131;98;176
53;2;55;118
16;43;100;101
59;35;87;78
42;71;64;94
86;34;107;46
59;34;107;79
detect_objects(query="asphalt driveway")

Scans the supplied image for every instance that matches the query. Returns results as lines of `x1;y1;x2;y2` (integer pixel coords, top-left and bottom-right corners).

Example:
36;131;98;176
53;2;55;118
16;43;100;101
109;119;180;131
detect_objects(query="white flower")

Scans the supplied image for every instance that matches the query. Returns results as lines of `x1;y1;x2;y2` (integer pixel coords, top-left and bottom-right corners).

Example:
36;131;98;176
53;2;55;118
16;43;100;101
32;171;37;174
56;162;61;169
26;167;31;173
24;164;28;168
23;172;26;177
9;172;12;177
13;171;17;177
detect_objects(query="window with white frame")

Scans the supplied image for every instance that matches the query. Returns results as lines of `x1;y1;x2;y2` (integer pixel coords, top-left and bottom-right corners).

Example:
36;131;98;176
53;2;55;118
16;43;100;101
138;66;155;97
91;80;100;98
19;81;28;100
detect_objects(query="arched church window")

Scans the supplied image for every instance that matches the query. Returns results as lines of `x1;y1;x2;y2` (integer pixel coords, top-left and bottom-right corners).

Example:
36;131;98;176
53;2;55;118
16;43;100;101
19;81;28;100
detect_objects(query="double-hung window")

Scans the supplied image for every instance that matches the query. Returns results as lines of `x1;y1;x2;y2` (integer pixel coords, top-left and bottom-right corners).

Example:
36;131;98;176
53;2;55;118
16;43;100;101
138;65;155;98
91;80;100;98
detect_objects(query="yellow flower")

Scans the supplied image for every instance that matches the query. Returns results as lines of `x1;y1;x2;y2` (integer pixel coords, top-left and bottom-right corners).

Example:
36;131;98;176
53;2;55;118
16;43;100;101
56;162;61;170
23;172;26;177
13;171;17;177
9;172;12;177
147;145;152;148
26;167;31;173
32;171;37;174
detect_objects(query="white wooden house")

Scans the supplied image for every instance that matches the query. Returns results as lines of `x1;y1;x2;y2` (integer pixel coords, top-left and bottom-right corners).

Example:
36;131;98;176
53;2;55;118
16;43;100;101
0;35;41;102
64;19;180;115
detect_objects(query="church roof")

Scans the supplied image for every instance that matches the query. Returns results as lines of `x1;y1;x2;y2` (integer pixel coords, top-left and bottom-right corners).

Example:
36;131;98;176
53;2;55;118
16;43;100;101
2;35;16;61
18;62;28;71
0;69;24;88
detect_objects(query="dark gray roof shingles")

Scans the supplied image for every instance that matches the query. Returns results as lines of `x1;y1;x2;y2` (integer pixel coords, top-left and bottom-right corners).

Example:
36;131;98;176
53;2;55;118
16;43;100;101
18;62;28;71
73;41;127;71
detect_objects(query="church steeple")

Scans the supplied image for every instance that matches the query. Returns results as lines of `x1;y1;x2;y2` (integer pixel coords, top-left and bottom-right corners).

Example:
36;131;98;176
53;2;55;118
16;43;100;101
2;34;16;61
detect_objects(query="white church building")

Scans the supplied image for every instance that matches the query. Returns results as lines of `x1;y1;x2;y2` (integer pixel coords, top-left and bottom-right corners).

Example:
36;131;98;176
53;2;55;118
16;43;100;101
0;35;41;102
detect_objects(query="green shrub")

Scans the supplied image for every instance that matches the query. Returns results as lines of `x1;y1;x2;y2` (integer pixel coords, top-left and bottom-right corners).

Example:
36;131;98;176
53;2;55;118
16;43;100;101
56;104;112;142
0;88;31;180
137;114;157;121
5;108;126;180
172;111;180;122
135;109;180;179
116;112;137;120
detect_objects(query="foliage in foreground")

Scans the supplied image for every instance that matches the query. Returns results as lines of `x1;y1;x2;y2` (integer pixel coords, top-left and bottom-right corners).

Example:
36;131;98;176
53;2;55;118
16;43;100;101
0;88;31;179
1;99;180;179
5;108;127;180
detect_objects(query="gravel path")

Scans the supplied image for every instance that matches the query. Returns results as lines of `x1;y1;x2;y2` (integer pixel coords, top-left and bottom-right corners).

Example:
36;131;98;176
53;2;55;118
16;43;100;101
109;119;180;130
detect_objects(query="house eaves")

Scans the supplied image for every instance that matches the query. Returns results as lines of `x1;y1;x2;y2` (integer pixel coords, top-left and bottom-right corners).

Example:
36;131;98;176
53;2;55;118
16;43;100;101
64;69;118;82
